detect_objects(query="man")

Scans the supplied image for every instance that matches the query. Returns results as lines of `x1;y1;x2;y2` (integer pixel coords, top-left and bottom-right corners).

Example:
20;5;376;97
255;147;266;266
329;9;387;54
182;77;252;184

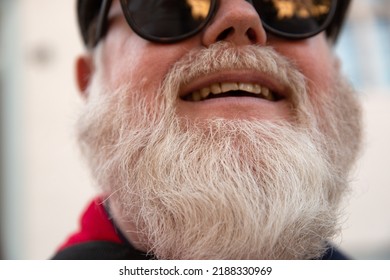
53;0;362;260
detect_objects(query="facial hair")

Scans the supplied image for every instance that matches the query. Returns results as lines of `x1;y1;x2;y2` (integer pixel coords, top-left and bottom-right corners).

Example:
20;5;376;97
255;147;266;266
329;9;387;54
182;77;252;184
77;42;362;259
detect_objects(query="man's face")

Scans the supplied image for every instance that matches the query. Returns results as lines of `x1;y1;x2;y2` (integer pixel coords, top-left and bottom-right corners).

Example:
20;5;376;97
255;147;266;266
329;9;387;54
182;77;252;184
77;0;362;259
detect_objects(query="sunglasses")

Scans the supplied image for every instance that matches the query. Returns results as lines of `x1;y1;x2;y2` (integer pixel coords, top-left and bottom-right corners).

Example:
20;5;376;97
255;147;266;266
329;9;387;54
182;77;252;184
79;0;349;47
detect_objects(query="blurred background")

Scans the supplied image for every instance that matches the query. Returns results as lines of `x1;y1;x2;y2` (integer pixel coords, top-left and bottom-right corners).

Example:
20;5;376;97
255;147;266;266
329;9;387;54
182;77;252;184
0;0;389;259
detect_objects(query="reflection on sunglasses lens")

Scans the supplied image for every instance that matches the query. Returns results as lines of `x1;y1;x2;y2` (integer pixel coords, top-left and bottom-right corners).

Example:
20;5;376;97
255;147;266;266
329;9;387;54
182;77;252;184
255;0;332;35
126;0;212;38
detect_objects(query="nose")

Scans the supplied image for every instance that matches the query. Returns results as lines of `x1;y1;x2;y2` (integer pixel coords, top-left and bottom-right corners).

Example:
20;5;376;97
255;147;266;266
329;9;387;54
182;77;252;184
201;0;267;47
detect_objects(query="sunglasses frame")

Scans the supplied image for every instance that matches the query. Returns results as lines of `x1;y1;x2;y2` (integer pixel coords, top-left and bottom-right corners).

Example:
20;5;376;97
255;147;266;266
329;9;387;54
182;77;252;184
78;0;349;48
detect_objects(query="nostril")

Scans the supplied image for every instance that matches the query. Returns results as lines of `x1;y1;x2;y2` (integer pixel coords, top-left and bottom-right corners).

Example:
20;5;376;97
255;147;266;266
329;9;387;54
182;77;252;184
216;27;234;42
246;28;257;43
214;27;260;45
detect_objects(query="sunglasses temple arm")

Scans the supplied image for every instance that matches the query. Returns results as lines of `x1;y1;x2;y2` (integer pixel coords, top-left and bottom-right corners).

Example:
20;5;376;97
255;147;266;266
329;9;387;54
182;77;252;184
93;0;113;47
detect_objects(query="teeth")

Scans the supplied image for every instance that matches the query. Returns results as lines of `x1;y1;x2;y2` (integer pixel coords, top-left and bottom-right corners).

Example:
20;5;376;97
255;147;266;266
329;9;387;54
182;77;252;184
261;86;276;101
238;82;261;94
221;82;239;92
210;83;222;94
200;87;211;98
192;91;202;101
253;84;261;94
188;82;275;101
261;86;271;100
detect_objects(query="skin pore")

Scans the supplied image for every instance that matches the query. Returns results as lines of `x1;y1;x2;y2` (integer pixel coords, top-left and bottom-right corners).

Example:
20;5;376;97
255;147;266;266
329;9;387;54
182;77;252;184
76;0;362;259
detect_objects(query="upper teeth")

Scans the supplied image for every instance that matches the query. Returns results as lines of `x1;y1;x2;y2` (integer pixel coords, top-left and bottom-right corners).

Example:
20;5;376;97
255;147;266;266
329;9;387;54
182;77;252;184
188;82;275;101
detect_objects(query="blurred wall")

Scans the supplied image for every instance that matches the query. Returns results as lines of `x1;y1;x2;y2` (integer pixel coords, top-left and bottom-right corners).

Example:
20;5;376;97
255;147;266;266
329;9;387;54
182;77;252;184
0;1;5;259
1;0;96;259
335;0;390;259
0;0;389;259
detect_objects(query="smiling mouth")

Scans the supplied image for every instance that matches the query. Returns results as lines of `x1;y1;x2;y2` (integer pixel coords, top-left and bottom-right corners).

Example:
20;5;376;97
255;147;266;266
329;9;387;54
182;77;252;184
181;82;283;102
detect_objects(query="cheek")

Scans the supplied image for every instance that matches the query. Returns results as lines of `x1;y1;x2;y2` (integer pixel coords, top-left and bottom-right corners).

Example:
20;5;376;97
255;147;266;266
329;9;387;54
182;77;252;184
274;37;337;95
100;35;187;100
299;51;336;94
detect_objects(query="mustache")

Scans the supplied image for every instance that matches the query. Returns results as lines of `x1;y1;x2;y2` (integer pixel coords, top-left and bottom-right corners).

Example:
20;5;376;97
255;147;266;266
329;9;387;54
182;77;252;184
162;42;305;96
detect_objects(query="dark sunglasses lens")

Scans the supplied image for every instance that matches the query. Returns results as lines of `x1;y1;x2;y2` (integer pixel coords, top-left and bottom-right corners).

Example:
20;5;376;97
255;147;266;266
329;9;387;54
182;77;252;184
253;0;335;37
123;0;213;41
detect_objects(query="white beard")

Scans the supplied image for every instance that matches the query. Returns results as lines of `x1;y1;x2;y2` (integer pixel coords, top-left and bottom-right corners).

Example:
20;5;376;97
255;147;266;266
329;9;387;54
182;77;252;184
77;43;362;259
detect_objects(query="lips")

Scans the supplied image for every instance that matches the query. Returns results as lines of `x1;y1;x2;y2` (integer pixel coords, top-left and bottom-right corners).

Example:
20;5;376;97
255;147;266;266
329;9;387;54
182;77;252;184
180;72;286;103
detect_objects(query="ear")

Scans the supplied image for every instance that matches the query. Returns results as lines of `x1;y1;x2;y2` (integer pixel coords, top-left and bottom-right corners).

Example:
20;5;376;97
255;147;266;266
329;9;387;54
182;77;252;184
75;55;94;100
